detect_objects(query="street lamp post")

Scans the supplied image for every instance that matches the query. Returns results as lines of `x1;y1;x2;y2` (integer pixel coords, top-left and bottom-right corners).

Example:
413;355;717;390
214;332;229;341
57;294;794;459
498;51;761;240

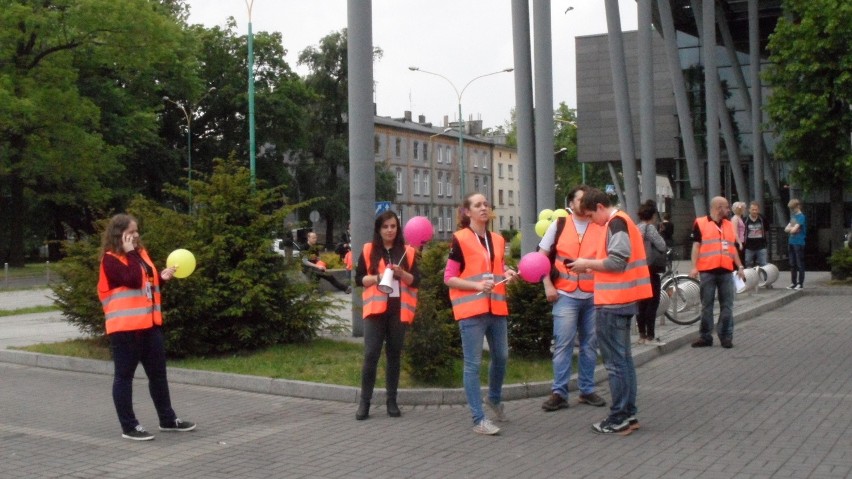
164;87;216;214
554;117;584;184
409;66;513;198
245;0;256;188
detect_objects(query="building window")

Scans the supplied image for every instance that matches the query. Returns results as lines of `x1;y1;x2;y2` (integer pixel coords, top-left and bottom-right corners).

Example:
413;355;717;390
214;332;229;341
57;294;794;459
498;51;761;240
482;177;488;195
437;207;444;232
474;176;480;191
424;143;429;162
499;189;504;205
447;147;453;165
413;170;420;195
395;138;402;157
474;151;479;169
498;163;503;178
482;154;488;170
413;141;419;160
437;146;443;164
499;215;504;229
414;205;420;217
423;171;430;195
508;190;514;205
437;172;444;196
446;174;453;197
445;213;452;232
508;164;514;180
374;135;380;155
396;168;403;194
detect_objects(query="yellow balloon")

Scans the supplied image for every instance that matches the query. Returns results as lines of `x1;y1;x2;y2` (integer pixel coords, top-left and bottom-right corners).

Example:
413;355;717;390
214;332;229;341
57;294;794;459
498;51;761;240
535;219;552;238
538;209;554;221
553;208;569;219
166;249;196;279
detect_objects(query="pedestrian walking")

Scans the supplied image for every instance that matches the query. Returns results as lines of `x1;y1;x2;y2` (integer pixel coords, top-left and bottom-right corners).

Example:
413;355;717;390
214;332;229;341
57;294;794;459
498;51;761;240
785;199;807;289
744;201;769;267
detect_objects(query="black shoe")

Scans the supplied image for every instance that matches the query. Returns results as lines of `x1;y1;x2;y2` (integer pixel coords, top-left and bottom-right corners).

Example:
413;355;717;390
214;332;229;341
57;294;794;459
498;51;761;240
720;338;733;349
386;399;401;418
692;338;712;348
541;393;569;411
356;401;370;420
345;286;352;294
591;416;632;435
159;418;196;432
578;392;607;407
122;425;154;441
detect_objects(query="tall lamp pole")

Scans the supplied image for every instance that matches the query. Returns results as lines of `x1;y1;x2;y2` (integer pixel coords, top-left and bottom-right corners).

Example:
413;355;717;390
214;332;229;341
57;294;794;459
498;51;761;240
246;0;256;188
164;88;216;213
554;116;583;184
409;67;513;198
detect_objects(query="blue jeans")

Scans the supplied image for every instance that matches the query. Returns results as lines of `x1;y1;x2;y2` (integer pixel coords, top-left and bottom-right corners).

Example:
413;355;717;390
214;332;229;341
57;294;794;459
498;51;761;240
788;244;805;286
109;326;177;433
551;295;597;398
744;248;767;268
458;314;508;424
698;271;735;343
595;309;637;421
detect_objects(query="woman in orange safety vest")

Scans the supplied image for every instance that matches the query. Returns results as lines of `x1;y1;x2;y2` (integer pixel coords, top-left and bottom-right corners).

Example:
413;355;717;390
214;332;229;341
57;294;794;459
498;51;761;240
97;214;195;441
444;193;518;436
354;211;420;420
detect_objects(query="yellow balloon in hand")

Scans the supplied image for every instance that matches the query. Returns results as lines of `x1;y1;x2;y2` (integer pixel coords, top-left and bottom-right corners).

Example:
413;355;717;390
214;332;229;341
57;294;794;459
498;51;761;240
535;219;553;238
166;249;196;278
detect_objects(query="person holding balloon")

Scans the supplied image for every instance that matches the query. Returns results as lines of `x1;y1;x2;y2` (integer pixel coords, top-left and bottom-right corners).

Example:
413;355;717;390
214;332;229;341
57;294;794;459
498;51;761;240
97;214;196;441
537;185;608;412
444;192;518;435
354;211;421;420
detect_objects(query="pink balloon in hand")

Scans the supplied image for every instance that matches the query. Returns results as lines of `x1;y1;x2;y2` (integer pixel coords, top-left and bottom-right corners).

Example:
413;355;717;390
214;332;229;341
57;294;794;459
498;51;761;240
518;252;551;283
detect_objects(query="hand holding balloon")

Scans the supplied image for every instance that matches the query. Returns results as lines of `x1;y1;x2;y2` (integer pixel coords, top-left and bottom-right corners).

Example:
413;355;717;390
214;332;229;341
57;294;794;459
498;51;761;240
517;252;551;283
166;249;197;279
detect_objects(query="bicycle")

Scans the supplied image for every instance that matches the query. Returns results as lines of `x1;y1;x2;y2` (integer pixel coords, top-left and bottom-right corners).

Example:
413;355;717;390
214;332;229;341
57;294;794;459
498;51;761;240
659;249;702;325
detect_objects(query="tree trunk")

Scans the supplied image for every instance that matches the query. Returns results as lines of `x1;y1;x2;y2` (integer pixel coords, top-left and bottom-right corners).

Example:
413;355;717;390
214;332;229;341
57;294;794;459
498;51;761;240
6;134;27;267
829;185;844;253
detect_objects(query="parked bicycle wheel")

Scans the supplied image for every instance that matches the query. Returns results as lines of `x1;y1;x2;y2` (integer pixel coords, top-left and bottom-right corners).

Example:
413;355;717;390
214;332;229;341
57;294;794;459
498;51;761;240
661;274;701;325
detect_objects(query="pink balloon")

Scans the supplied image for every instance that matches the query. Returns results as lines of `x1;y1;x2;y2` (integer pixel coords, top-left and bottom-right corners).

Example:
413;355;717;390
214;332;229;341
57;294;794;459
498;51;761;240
518;252;551;283
403;216;434;247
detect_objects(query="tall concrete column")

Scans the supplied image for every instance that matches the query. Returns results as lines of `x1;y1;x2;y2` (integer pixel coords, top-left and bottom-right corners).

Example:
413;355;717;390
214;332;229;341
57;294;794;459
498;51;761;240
533;0;555;212
655;0;706;216
638;0;656;203
347;0;374;337
511;0;538;254
604;0;639;217
748;0;764;206
702;0;721;198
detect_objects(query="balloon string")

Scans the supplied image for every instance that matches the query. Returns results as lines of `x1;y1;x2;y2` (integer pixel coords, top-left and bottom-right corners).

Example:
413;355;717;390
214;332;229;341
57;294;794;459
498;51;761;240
475;277;510;295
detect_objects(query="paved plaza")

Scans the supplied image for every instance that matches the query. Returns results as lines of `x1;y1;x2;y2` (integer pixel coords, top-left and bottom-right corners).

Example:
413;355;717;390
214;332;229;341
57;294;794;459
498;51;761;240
1;280;850;478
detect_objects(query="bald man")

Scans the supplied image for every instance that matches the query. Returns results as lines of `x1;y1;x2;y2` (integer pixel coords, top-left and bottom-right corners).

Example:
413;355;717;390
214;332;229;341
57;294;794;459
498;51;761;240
689;197;746;349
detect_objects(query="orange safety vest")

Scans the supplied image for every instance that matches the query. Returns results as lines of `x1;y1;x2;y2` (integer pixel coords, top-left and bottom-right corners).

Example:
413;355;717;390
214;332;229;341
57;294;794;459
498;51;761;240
449;228;508;320
593;210;653;306
694;216;737;271
361;243;419;323
97;250;163;335
552;217;605;293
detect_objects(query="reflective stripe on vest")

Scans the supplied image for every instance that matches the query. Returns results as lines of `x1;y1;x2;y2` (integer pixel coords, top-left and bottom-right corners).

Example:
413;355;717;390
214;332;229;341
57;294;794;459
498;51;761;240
694;217;737;271
449;229;508;320
98;250;163;334
360;243;419;323
553;218;604;292
593;211;653;306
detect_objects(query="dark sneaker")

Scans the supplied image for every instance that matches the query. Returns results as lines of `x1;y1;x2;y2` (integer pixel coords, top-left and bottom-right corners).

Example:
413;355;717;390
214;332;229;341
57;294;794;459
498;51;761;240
541;393;569;411
159;418;196;432
345;286;353;294
720;338;733;349
591;417;632;435
691;338;712;348
578;392;607;407
122;425;154;441
627;416;640;430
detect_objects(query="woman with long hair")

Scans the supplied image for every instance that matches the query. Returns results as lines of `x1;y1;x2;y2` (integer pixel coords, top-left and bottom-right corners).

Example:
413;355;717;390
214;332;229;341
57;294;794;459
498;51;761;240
444;193;517;435
354;211;421;420
731;201;747;264
636;200;667;345
97;214;195;441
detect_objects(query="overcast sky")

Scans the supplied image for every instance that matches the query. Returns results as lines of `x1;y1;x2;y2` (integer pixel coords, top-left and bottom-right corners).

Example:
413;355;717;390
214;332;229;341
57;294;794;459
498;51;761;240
185;1;638;129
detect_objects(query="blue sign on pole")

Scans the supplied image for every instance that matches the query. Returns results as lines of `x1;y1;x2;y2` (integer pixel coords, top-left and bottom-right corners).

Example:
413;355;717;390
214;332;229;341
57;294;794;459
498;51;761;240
375;201;391;216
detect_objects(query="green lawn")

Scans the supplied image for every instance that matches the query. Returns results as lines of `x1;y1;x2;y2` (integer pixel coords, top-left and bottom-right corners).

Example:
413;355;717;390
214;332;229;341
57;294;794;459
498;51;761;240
17;337;557;389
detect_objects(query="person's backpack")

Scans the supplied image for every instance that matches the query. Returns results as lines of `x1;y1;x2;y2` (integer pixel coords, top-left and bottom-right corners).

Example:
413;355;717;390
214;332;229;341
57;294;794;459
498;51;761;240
641;224;667;274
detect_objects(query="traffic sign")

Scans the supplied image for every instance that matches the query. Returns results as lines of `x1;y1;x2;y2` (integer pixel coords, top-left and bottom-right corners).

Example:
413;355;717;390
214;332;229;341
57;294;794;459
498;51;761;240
375;201;391;216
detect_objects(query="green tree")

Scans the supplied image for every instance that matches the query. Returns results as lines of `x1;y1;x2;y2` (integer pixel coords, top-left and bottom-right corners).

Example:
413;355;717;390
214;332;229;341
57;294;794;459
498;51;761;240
765;0;852;251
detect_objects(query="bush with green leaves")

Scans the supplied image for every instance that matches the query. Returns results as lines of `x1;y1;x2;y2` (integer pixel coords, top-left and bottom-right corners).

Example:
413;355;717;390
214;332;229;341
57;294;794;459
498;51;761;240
828;247;852;280
404;241;460;383
506;278;553;359
52;159;332;357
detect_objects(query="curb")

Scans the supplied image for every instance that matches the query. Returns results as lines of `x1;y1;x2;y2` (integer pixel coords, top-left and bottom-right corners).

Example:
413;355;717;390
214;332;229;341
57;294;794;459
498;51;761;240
0;288;815;405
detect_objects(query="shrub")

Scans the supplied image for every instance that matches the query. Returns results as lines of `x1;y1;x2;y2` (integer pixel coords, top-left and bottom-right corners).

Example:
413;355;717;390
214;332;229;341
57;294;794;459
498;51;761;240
404;242;460;383
828;247;852;280
52;159;331;357
506;278;552;359
319;251;344;269
510;232;522;259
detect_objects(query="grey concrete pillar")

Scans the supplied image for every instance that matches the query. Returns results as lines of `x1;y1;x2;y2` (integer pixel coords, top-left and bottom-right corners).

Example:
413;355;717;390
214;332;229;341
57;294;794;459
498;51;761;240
346;0;374;337
511;0;538;255
748;0;765;206
607;162;627;208
655;0;706;216
604;0;640;218
533;0;555;213
701;0;721;198
638;0;656;203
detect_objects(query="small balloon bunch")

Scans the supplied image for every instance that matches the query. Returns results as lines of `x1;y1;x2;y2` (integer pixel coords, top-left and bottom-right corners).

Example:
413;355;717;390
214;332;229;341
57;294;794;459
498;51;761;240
534;208;570;237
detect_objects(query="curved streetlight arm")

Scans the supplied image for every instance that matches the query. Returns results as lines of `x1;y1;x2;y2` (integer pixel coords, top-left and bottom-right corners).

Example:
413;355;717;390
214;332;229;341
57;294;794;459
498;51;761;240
163;97;190;126
408;67;460;101
459;68;514;99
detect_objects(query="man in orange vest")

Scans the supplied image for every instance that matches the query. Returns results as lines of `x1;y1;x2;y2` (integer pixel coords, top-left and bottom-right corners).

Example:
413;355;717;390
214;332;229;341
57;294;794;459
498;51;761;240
538;185;607;412
569;188;652;435
689;196;746;349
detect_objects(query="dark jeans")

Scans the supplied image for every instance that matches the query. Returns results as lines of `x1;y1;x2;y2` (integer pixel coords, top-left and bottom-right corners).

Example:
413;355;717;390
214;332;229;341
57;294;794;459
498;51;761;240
360;300;407;402
788;244;805;286
636;272;661;339
596;308;637;421
309;269;350;292
109;326;176;433
698;271;734;343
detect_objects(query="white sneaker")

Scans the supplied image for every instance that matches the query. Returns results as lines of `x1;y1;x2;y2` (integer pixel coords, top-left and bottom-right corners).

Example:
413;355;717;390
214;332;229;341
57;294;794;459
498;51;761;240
473;418;500;435
484;399;507;422
786;284;797;290
793;284;803;290
651;337;667;346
